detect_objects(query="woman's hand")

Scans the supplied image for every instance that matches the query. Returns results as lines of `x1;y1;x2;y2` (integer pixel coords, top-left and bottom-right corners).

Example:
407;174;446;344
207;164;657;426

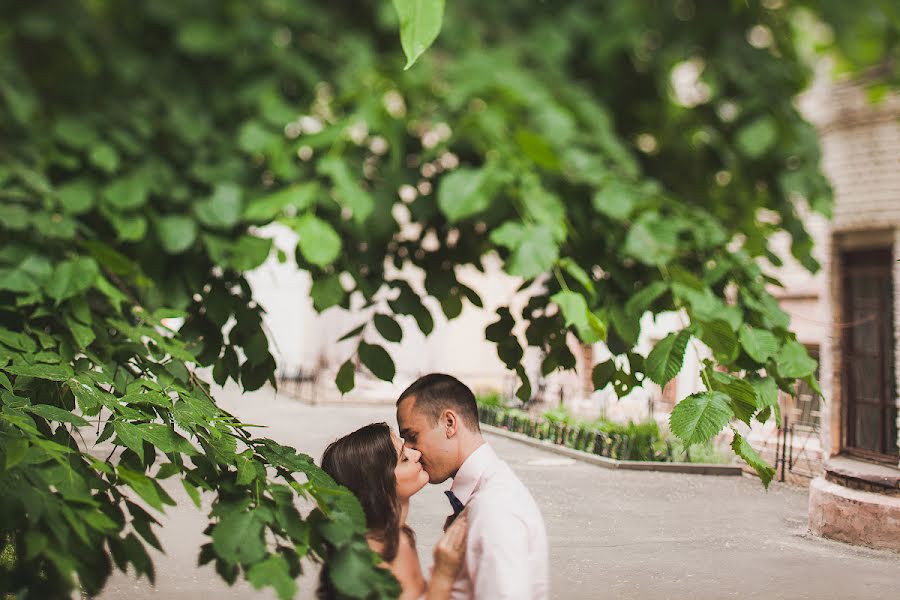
432;510;468;579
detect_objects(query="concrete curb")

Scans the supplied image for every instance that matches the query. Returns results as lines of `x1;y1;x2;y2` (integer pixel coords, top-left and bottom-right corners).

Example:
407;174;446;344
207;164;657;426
481;423;743;476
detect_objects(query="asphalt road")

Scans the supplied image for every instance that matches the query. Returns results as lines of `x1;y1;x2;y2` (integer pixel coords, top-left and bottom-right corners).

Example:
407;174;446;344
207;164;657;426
95;385;900;599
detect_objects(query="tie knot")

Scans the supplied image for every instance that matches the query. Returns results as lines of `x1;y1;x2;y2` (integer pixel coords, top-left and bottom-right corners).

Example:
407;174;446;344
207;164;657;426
445;490;465;516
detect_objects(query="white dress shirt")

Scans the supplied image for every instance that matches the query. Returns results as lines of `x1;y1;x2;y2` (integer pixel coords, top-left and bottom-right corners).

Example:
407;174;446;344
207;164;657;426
446;443;549;600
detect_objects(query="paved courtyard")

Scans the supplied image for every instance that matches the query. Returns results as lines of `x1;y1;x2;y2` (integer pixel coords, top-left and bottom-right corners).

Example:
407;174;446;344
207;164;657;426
97;385;900;599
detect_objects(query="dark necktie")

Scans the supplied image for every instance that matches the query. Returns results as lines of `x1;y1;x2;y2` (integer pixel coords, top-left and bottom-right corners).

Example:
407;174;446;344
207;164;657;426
444;490;465;530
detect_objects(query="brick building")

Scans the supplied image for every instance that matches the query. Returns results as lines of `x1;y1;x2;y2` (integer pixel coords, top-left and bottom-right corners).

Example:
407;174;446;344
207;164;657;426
801;79;900;551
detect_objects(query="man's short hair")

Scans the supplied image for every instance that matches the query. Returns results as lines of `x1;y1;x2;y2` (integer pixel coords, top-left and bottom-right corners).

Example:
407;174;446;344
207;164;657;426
397;373;481;432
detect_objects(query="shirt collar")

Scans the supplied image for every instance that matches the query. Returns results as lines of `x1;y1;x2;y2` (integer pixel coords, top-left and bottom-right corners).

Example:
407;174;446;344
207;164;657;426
449;443;496;505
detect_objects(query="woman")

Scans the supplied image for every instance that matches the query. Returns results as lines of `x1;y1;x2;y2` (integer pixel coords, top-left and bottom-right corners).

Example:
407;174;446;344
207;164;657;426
319;422;466;599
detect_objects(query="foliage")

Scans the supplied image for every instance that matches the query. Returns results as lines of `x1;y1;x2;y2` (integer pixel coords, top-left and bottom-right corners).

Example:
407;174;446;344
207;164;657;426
800;1;900;95
0;1;409;597
474;391;505;408
1;0;898;597
479;398;728;464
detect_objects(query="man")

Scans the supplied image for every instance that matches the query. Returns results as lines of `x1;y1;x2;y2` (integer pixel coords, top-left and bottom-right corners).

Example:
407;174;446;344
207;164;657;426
396;373;549;600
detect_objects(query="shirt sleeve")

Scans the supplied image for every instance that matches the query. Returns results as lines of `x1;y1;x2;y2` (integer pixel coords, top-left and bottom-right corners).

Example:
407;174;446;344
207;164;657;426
466;507;531;599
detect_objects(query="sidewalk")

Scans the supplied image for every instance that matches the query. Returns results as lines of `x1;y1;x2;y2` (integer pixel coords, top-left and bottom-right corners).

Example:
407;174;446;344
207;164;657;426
97;385;899;599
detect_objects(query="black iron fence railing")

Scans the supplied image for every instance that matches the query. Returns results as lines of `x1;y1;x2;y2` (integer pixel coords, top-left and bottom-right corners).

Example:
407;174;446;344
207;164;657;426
477;404;676;462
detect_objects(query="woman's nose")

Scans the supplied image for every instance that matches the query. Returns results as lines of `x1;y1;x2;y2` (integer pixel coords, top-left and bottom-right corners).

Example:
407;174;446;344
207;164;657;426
408;448;422;461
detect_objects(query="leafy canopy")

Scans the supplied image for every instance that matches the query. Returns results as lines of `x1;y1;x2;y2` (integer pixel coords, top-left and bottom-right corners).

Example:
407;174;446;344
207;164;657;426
1;0;899;597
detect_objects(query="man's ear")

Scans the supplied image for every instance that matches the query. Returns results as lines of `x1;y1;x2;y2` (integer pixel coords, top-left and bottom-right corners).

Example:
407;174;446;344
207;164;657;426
442;409;458;438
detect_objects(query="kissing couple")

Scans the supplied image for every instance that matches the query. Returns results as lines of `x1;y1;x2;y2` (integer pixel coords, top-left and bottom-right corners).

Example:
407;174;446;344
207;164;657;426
318;373;549;599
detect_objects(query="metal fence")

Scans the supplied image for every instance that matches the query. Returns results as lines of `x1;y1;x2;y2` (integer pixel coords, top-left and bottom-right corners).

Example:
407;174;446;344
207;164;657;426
477;404;675;462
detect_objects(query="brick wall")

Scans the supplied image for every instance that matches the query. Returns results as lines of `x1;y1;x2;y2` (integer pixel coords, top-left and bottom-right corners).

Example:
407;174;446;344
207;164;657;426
807;81;900;463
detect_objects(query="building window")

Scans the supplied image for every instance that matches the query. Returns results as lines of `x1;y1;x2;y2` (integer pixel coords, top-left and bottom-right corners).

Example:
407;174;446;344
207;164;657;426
841;247;898;461
792;345;822;429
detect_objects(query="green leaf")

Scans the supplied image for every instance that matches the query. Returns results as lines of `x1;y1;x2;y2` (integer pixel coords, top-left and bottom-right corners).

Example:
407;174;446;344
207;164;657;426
710;372;758;426
0;255;53;293
669;391;733;446
336;359;355;395
338;323;366;342
358;342;395;382
103;175;149;210
389;283;434;335
373;314;402;343
516;129;560;171
521;176;568;237
558;258;595;296
750;375;781;425
489;222;527;250
25;404;88;427
0;327;37;353
592;360;617;391
623;212;680;266
137;423;197;456
625;281;668;318
247;554;297;600
66;316;95;349
212;510;266;565
645;328;693;386
195;183;243;230
237;121;278;154
731;431;775;489
774;340;816;379
3;82;37;125
114;422;146;462
295;214;342;267
3;363;74;381
5;438;28;469
117;466;175;512
437;167;491;223
54;117;96;149
89;143;120;173
105;210;148;242
394;0;445;70
592;179;637;221
230;235;272;272
736;116;778;159
676;285;742;331
0;203;29;230
44;257;99;303
551;291;606;344
0;371;11;393
311;274;345;312
738;325;781;363
317;157;374;224
244;183;318;223
155;215;197;254
329;544;376;598
236;456;258;485
56;179;96;215
698;319;739;363
515;363;531;402
507;224;559;279
182;479;202;508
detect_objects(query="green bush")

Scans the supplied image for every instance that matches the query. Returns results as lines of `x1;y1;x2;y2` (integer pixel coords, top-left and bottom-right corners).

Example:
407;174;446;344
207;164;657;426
541;405;578;426
478;396;732;463
476;392;505;408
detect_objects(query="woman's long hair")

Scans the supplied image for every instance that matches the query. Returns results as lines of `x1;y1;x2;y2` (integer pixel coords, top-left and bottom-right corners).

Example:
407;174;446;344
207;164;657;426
320;422;403;561
318;423;415;599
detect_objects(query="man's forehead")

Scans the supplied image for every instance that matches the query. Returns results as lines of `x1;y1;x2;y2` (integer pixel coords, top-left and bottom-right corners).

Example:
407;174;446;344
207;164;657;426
397;396;424;428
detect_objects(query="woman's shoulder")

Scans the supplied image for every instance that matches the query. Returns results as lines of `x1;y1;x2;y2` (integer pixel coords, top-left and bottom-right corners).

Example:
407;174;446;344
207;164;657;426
365;534;386;560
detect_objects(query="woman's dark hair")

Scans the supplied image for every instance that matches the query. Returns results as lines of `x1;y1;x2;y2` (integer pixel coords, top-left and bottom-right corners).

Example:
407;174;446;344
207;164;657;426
320;422;403;560
317;423;412;599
